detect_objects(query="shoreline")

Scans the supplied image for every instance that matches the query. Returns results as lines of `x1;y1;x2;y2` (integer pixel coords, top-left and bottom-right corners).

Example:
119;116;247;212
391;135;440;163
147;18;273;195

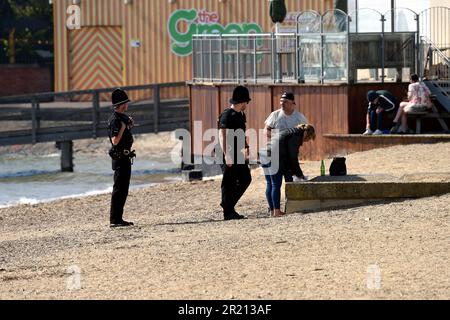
0;131;183;208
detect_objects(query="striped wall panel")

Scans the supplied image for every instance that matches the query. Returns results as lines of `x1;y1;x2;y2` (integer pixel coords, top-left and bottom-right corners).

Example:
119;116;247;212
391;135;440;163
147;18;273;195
80;0;123;26
70;26;123;100
54;0;336;94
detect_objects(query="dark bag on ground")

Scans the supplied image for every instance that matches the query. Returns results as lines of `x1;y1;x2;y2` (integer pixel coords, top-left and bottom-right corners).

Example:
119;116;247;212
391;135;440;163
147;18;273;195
329;157;347;176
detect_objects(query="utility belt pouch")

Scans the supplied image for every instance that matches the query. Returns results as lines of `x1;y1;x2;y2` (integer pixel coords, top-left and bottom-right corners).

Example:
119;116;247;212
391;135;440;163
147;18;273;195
109;146;124;160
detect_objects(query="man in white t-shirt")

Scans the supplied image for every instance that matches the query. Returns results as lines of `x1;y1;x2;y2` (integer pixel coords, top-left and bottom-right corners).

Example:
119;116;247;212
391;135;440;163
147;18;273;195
264;92;309;182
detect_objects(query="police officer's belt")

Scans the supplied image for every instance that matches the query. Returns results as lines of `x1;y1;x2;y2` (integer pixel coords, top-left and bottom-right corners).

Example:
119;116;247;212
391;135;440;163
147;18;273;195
109;147;136;160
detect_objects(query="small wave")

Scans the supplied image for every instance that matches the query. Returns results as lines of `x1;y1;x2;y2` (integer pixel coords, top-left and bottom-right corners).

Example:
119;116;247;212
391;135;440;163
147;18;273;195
0;183;164;209
0;188;113;209
40;153;60;158
0;170;59;179
0;197;40;208
133;168;181;175
164;176;183;182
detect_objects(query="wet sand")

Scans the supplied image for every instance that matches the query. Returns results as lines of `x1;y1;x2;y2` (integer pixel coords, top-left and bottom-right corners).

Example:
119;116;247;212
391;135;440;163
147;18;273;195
0;142;449;299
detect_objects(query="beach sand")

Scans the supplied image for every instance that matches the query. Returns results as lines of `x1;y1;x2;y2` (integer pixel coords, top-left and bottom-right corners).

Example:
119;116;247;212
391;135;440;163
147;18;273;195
0;141;449;300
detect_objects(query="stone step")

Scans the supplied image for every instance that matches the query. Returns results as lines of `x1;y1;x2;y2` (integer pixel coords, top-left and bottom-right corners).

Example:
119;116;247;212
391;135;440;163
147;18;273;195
285;174;450;213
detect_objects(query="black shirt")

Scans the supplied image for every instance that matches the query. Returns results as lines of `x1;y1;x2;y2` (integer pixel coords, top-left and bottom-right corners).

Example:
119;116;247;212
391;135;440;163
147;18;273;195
280;128;305;177
369;90;397;112
108;112;134;151
218;108;247;165
262;127;305;177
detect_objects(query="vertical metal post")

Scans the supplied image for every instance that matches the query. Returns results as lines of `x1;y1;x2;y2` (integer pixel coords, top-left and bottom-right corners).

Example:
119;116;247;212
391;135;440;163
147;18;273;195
276;35;283;83
253;36;257;83
346;15;351;84
295;34;299;82
320;14;324;84
381;14;385;83
192;36;197;82
220;35;224;82
320;34;325;84
200;38;204;80
92;91;100;139
415;14;420;77
191;34;197;82
209;38;213;81
271;33;276;83
154;85;160;133
391;0;395;32
237;36;241;82
296;15;302;83
298;35;303;83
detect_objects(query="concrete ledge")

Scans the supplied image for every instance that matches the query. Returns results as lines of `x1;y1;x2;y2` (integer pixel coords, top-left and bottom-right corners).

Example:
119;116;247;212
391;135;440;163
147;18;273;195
285;174;450;213
323;134;450;139
286;199;385;213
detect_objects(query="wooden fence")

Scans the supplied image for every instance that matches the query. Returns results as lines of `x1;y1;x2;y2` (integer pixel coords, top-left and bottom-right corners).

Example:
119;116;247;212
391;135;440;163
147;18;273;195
0;82;189;147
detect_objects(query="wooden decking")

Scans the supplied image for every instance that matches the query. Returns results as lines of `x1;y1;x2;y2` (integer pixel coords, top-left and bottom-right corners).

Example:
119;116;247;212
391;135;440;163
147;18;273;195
189;82;450;160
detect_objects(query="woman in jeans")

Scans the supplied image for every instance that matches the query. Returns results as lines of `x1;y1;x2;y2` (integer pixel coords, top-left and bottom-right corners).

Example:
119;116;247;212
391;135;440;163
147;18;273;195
260;124;316;217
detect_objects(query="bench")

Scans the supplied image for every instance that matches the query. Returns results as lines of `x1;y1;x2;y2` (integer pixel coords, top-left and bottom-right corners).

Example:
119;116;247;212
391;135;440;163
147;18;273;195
407;105;450;133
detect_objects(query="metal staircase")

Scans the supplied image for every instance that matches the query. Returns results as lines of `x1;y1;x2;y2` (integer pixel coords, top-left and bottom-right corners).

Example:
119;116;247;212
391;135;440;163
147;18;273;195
420;36;450;113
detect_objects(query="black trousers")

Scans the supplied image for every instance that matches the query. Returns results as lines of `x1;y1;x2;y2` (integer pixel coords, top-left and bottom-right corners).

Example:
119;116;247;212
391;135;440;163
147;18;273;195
220;164;252;215
110;158;131;224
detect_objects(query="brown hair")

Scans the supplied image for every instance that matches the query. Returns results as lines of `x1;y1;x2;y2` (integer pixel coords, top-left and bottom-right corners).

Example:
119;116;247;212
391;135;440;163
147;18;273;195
296;124;316;141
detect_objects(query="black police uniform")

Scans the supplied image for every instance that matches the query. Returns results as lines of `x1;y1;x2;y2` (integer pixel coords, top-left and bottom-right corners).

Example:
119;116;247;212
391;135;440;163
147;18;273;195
218;108;252;220
108;111;134;225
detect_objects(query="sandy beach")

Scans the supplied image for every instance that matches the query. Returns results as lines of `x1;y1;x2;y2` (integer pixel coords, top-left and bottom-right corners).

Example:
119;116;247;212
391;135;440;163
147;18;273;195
0;140;449;300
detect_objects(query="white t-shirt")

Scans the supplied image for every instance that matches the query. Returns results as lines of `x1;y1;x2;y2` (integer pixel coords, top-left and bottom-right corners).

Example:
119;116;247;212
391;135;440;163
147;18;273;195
264;109;309;130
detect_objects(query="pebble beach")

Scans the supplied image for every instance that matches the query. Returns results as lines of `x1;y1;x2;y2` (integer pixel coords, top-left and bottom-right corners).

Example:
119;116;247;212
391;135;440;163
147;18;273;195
0;140;449;299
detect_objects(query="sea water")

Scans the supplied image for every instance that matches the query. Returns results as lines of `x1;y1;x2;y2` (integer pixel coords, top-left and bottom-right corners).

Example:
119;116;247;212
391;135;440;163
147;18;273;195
0;152;181;208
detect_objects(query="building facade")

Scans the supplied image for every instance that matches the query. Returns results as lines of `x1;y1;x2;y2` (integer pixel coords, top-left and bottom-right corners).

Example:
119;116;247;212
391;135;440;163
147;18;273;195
53;0;447;94
53;0;336;94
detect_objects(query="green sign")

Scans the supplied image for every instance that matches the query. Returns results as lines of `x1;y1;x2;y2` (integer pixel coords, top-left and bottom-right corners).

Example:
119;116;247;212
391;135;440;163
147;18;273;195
168;9;264;56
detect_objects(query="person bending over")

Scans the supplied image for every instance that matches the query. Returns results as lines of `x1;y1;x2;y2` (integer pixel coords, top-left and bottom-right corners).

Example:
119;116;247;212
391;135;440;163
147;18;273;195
260;124;316;217
363;90;398;135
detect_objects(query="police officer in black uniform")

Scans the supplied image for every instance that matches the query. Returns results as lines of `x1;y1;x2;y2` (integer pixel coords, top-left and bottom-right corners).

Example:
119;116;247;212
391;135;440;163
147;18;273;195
218;86;252;221
108;88;135;227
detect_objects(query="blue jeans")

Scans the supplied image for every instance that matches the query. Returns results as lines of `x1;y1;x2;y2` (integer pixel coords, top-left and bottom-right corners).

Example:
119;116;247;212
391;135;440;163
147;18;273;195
264;171;283;210
369;109;383;131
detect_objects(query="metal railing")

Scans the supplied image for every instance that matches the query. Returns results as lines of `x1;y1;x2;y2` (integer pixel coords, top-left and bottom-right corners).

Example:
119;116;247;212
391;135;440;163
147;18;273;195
421;37;450;81
193;32;348;84
192;7;450;85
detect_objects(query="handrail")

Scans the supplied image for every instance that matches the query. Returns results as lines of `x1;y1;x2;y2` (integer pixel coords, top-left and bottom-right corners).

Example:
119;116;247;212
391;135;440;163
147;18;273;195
193;33;290;38
0;81;189;146
193;33;269;37
421;36;450;66
0;81;187;103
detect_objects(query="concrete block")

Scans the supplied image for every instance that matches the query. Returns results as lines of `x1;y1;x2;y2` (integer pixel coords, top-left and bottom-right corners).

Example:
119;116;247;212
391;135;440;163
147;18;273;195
285;174;450;214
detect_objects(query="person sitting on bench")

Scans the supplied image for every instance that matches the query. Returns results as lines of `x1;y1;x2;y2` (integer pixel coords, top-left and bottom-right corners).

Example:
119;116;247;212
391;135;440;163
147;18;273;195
363;90;398;135
390;74;432;134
